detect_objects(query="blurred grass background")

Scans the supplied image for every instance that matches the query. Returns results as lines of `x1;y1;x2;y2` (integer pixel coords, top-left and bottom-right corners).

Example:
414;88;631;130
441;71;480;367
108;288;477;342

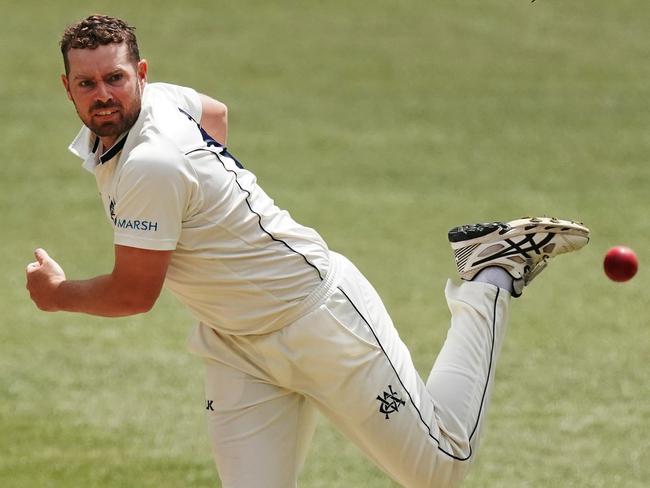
1;0;648;486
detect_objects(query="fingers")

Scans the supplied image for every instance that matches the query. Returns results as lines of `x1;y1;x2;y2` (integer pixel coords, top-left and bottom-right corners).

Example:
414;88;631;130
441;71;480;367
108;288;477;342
26;248;66;284
34;248;48;264
25;248;64;312
26;248;50;275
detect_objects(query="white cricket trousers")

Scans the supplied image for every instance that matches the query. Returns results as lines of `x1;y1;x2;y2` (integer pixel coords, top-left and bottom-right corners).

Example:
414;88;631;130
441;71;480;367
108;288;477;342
187;252;510;488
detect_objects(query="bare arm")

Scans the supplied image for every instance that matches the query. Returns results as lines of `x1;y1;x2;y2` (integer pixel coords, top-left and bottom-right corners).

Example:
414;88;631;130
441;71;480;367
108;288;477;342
199;94;228;145
26;245;172;317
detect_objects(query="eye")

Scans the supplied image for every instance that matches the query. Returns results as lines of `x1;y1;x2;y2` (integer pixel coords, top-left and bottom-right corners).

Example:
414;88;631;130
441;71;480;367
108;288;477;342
78;79;94;88
107;73;124;83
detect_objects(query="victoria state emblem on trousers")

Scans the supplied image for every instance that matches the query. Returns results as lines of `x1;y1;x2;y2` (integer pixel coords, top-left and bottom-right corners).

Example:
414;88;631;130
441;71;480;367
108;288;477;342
377;385;406;419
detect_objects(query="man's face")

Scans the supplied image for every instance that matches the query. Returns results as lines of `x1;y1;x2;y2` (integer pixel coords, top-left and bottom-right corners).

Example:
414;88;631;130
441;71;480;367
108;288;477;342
62;43;147;147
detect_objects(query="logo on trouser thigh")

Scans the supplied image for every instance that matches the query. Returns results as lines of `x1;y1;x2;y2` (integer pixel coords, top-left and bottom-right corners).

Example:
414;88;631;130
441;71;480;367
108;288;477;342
376;385;405;419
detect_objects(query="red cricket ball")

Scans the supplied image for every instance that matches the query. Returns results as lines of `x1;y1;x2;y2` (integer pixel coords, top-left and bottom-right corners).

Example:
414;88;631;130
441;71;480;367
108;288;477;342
603;246;638;282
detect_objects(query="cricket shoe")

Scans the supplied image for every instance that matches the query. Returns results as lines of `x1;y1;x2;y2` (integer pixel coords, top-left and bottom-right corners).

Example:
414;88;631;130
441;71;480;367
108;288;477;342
448;217;590;297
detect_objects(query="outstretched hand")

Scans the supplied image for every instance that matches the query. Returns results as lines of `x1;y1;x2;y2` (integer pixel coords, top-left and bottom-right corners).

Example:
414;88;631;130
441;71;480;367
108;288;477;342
26;248;66;311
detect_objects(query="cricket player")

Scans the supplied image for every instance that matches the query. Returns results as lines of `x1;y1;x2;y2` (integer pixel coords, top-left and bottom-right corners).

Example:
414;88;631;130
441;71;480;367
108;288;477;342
26;15;590;487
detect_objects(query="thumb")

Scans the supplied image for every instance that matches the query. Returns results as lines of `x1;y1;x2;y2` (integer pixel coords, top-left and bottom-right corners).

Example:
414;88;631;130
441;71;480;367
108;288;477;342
34;248;49;265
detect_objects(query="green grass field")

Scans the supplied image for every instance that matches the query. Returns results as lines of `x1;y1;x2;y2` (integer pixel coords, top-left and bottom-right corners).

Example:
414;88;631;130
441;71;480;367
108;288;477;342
2;0;649;486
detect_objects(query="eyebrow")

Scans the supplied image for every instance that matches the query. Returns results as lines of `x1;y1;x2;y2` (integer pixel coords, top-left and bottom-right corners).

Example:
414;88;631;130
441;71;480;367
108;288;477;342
72;68;126;80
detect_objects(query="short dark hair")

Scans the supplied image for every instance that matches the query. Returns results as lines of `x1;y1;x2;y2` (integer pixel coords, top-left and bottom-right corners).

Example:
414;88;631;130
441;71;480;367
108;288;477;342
60;15;140;74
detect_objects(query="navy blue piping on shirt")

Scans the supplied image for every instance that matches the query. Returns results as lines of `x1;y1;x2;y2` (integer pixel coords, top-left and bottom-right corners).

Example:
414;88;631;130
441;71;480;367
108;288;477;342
185;147;325;282
336;285;500;462
100;135;128;164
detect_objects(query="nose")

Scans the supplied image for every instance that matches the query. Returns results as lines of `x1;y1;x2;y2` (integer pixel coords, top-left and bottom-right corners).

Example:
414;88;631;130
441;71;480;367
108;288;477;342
94;81;112;103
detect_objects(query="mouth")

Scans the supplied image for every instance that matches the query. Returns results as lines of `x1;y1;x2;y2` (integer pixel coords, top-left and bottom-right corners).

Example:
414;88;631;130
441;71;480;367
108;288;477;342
93;109;119;117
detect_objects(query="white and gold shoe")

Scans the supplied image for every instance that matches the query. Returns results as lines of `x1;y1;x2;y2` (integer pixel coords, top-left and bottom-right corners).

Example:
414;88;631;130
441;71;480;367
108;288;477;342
448;217;590;297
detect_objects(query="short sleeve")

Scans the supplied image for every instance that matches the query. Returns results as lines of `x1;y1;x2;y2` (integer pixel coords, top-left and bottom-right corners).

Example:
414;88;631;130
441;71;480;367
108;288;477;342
149;82;202;122
112;147;195;251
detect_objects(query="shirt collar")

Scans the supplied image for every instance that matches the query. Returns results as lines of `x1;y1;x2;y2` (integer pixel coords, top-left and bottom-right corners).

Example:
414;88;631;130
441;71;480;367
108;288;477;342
100;133;128;164
69;127;128;172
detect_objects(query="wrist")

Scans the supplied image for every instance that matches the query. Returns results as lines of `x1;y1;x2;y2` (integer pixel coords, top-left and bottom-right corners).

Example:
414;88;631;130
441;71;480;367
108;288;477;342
51;278;69;312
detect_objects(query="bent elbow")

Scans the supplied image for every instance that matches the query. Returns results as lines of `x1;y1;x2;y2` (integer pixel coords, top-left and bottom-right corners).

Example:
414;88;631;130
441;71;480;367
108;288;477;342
132;300;155;315
121;293;159;316
136;295;159;314
217;102;228;119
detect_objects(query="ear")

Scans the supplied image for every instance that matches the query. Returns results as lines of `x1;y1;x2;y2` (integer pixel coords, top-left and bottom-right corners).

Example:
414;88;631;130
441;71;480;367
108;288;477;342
61;74;73;101
137;59;148;87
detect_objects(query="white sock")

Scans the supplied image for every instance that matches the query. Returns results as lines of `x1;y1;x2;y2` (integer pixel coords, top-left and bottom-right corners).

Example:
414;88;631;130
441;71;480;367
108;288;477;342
472;266;514;294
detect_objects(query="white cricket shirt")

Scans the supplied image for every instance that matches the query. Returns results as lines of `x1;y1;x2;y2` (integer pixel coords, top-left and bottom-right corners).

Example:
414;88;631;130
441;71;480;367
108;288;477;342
69;82;331;334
